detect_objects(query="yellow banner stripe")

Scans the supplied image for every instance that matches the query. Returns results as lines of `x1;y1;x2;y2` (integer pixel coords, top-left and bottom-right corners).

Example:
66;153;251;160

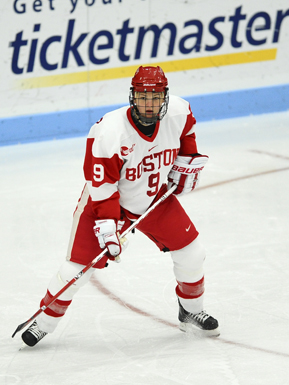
18;48;277;89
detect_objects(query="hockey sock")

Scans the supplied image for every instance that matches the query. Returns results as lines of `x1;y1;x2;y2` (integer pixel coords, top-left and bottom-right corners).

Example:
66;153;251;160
40;290;72;318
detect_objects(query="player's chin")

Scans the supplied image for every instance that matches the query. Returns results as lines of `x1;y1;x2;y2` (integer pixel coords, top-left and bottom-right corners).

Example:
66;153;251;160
145;111;154;117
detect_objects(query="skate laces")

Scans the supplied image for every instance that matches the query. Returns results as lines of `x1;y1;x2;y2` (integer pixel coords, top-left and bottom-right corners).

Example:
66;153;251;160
192;311;210;323
29;321;47;340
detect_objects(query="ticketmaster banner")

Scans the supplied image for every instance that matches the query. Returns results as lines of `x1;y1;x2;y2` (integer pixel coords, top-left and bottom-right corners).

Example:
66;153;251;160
0;0;289;145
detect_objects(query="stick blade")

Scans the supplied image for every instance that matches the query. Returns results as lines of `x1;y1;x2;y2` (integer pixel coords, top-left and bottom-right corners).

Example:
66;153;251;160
12;320;30;338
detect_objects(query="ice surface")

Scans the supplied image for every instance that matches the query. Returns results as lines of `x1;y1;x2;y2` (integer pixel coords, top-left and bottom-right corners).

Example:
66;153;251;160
1;111;289;385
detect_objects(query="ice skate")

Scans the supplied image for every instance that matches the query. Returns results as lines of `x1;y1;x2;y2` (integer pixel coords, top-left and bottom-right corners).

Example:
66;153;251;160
21;320;47;347
178;299;220;336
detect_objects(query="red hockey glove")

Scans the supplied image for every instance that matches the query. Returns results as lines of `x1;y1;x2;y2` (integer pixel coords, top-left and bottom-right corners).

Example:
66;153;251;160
168;155;209;196
93;219;128;261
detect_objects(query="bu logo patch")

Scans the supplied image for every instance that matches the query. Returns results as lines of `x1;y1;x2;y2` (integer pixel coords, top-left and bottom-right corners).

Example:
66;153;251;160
121;144;135;156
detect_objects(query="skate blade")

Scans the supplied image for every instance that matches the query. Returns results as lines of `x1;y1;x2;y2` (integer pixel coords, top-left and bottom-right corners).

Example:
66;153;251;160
179;322;220;337
19;342;28;351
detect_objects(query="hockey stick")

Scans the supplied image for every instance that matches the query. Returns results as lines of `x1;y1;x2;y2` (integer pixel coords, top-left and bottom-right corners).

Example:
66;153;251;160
12;184;177;338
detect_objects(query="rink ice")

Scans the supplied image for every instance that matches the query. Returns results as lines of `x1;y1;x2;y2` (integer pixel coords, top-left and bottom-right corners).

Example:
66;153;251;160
0;111;289;384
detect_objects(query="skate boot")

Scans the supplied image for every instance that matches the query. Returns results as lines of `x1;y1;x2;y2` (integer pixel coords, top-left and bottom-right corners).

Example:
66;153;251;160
178;299;220;336
21;320;47;347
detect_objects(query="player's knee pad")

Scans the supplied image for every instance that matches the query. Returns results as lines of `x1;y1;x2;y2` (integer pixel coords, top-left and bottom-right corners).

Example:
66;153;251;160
170;236;206;283
48;260;94;301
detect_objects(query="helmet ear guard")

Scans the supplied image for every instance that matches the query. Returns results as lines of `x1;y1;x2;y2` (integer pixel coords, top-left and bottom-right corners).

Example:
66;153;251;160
129;66;169;125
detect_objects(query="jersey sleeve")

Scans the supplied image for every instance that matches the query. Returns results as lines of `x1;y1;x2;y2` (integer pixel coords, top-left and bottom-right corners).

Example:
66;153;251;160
83;123;124;221
179;105;198;156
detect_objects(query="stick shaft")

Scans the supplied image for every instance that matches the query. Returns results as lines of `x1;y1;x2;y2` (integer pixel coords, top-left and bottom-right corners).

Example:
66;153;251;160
12;185;176;337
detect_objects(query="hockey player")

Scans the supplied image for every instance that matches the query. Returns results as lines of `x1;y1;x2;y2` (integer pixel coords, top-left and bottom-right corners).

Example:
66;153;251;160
21;65;219;347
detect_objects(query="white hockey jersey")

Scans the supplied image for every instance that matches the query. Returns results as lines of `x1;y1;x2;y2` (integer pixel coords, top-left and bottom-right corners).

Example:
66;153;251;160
83;95;198;220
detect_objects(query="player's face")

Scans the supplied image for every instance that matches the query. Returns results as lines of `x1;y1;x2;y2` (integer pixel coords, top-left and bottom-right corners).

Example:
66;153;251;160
134;92;164;120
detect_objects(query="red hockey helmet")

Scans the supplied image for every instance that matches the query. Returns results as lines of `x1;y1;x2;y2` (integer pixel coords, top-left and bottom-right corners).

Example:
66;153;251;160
129;66;169;124
131;66;168;92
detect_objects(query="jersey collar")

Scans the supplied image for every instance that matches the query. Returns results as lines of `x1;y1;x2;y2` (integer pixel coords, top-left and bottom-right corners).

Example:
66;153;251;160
127;108;160;142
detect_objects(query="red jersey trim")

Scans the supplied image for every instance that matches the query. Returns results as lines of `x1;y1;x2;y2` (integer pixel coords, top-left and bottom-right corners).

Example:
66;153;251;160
84;138;123;188
179;107;198;155
180;107;196;141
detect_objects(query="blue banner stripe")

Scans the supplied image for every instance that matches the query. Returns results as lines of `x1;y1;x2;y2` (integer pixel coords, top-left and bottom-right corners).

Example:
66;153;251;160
1;83;288;146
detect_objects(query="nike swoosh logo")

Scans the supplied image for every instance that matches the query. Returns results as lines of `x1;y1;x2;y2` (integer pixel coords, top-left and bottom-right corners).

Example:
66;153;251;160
186;224;191;232
148;145;158;152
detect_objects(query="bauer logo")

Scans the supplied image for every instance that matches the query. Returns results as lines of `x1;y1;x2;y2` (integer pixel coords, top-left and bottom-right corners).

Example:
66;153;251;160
172;165;204;174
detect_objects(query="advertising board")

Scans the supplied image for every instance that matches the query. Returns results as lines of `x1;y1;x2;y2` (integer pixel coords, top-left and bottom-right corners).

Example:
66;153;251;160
1;0;288;144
